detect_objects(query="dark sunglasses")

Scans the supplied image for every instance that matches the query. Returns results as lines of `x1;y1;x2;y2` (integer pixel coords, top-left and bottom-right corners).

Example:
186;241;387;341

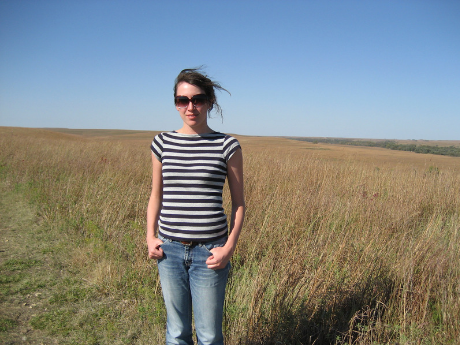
175;94;208;108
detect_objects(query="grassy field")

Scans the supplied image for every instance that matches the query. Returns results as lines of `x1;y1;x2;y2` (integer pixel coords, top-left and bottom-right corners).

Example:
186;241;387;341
1;127;459;344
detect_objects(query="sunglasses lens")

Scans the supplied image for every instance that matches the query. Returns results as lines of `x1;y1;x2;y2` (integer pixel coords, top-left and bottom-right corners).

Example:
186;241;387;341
175;95;208;108
192;95;207;107
175;97;189;108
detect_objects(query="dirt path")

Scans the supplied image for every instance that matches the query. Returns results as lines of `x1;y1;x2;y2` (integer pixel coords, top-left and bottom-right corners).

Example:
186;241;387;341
0;183;66;344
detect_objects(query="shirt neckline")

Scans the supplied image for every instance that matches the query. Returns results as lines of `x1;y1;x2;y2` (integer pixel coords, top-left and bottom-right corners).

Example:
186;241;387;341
171;131;219;137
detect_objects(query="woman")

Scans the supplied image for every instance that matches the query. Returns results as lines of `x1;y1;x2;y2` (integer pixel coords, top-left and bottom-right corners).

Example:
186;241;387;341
146;68;245;345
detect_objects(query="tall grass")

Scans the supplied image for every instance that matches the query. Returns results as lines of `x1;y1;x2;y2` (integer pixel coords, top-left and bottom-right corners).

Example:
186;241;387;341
1;128;459;344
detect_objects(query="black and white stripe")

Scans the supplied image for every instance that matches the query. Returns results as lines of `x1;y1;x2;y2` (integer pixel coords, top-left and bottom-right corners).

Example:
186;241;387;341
151;131;240;241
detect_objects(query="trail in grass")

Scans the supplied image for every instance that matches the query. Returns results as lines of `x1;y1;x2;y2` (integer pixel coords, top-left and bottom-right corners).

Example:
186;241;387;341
0;183;66;344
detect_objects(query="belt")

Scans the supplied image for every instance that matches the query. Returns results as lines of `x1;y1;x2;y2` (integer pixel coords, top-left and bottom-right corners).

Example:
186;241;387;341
180;240;198;246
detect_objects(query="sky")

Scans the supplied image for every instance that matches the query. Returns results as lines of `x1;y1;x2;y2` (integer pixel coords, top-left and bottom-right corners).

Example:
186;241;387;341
1;0;459;140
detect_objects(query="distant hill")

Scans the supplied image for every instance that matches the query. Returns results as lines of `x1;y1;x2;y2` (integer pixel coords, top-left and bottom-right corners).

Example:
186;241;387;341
285;137;460;157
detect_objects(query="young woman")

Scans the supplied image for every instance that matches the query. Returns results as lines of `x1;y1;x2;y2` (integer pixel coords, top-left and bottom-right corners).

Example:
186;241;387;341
146;68;245;345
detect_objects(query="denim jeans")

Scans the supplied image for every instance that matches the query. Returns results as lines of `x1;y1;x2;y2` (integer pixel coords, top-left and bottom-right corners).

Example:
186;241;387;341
157;235;230;345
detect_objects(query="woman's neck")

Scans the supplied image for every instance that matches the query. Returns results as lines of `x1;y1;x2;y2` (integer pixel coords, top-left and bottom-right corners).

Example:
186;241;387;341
176;124;213;135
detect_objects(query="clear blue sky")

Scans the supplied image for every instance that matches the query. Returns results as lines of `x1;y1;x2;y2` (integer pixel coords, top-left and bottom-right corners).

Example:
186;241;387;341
1;0;459;140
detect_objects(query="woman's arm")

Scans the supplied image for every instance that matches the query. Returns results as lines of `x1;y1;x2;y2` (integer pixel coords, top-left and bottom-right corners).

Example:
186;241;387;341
206;148;245;269
146;153;164;259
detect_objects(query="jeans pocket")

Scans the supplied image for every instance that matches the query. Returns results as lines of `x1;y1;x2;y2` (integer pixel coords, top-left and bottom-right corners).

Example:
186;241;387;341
202;238;227;254
158;234;171;246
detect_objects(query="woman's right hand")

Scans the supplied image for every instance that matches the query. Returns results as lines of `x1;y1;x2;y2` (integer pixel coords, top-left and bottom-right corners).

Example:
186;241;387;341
147;237;164;259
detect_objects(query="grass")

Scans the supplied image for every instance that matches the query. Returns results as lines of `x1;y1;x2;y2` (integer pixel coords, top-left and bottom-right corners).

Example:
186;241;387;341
1;126;459;344
0;318;18;332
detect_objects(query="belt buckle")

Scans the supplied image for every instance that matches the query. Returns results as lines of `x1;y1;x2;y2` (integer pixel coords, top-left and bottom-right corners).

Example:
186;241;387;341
181;240;194;246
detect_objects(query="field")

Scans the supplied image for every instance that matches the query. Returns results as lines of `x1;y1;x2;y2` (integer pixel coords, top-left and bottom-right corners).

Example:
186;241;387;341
1;127;459;345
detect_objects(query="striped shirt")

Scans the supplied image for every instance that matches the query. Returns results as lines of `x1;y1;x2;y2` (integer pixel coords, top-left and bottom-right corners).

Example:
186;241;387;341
150;131;241;242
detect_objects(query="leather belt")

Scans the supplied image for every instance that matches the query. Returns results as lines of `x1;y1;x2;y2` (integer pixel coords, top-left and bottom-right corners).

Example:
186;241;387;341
180;241;197;246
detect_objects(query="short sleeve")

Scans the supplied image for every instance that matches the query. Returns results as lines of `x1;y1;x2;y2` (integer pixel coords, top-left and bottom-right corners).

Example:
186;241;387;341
223;135;241;162
150;133;164;162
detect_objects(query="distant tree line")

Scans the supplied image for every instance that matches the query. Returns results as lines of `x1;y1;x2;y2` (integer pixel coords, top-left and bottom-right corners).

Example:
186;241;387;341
288;138;460;157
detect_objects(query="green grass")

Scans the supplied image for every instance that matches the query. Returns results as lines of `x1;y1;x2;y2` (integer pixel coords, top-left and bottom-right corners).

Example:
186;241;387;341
0;318;18;332
2;259;42;271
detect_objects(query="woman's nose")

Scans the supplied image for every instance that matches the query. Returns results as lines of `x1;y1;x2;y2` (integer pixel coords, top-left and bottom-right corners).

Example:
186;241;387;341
187;100;195;111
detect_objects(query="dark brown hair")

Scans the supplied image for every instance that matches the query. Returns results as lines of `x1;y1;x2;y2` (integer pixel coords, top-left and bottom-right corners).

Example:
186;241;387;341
174;67;230;118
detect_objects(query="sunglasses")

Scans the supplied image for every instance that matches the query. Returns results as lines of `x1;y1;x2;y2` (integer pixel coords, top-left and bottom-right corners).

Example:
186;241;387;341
175;94;208;108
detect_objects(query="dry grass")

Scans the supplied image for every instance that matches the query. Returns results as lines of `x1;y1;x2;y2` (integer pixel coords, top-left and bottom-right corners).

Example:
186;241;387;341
1;126;459;344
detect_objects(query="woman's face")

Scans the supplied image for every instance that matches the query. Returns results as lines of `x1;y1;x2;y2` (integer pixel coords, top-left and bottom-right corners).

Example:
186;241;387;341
175;82;211;133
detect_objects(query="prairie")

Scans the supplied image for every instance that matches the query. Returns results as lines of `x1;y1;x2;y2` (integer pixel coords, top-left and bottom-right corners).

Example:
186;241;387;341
1;126;459;344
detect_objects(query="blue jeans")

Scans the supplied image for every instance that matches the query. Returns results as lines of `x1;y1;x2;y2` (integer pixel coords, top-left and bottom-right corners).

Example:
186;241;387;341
157;235;230;345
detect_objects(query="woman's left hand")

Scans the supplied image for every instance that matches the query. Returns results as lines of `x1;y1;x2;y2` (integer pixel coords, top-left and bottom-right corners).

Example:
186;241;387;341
206;246;233;270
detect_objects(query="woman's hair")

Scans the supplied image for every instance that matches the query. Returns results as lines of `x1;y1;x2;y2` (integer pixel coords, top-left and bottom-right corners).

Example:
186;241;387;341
174;67;230;118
